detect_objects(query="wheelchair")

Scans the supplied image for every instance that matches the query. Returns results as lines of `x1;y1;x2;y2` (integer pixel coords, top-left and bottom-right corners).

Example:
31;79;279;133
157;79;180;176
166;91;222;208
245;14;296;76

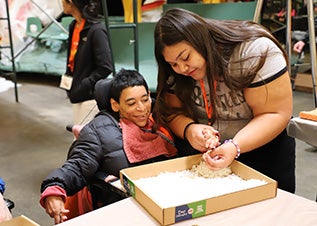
66;78;131;209
66;77;198;209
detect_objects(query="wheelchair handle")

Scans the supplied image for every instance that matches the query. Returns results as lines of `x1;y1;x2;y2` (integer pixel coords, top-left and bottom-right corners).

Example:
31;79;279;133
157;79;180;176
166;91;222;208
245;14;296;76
66;124;73;132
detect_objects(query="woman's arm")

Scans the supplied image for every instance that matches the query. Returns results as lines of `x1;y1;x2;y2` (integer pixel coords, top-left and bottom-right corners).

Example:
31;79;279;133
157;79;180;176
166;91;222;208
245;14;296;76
165;93;194;138
165;93;219;151
205;72;293;170
234;71;293;152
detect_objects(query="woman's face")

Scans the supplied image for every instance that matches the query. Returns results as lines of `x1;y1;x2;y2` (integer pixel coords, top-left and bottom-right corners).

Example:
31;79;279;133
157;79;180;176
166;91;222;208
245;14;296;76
162;41;206;80
111;86;152;127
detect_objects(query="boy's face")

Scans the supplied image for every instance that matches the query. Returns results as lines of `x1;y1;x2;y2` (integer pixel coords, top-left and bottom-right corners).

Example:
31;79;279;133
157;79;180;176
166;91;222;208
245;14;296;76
111;86;152;127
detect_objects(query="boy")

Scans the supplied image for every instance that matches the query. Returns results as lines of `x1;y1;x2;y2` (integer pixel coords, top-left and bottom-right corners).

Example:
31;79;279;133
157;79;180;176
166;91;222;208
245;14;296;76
40;69;177;224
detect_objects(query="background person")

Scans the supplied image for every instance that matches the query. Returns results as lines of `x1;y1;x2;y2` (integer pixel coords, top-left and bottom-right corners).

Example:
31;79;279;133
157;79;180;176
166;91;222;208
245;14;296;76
40;69;177;224
293;3;317;54
293;17;317;54
0;193;11;223
61;0;113;124
153;8;296;193
0;178;12;223
293;39;307;54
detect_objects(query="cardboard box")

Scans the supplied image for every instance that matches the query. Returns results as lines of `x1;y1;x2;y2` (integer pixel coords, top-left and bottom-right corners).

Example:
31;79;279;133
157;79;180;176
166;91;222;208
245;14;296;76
120;154;277;225
294;73;314;93
0;215;40;226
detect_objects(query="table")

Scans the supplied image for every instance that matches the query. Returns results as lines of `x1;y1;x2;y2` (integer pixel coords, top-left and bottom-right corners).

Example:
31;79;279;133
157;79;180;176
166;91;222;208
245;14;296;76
287;117;317;147
59;189;317;226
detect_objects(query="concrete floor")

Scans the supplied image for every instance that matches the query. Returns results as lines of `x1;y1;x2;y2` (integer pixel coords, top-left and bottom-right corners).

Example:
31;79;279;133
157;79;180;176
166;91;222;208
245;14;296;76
0;73;316;226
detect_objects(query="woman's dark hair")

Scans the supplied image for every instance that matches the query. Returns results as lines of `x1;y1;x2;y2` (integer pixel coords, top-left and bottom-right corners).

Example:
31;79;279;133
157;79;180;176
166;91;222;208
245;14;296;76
70;0;104;22
153;8;287;127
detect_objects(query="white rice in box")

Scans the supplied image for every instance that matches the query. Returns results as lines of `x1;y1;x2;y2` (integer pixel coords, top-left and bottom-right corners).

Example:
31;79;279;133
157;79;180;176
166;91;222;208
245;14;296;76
134;161;267;208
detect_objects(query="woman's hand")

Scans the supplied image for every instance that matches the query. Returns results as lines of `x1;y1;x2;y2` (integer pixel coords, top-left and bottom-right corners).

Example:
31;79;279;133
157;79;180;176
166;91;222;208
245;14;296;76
44;196;70;224
185;123;220;152
202;141;238;170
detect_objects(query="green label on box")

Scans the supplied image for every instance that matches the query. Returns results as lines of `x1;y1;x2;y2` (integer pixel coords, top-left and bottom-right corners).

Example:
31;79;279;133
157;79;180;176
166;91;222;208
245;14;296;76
128;180;135;197
122;175;136;197
175;200;206;222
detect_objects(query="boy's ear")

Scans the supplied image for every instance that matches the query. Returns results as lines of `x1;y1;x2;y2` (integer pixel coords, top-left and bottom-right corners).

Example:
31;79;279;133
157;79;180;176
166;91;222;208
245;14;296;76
110;98;119;112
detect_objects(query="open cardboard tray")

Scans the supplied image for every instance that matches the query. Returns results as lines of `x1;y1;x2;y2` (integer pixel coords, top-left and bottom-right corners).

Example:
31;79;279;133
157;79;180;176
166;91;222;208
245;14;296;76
120;154;277;225
0;215;40;226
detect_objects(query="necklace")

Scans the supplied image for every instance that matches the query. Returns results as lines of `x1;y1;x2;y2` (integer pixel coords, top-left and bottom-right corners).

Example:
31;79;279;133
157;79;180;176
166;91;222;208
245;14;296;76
199;79;213;125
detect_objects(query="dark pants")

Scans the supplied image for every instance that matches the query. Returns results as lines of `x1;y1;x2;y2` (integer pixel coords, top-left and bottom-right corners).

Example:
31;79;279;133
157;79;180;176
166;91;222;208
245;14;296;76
239;129;296;193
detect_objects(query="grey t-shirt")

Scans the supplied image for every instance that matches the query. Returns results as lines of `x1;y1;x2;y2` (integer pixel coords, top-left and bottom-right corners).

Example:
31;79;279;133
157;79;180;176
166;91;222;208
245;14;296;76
194;37;287;140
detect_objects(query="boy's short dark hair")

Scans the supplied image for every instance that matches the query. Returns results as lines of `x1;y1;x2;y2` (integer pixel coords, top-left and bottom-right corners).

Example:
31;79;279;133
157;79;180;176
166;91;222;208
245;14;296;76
110;69;149;102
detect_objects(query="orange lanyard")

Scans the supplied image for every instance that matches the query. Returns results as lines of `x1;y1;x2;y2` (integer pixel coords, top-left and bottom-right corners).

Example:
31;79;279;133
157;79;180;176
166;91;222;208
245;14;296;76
68;19;86;73
199;79;213;125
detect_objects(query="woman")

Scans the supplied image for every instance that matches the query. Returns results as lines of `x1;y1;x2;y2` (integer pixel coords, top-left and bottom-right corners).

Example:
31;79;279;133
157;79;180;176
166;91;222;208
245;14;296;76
153;8;295;193
61;0;113;124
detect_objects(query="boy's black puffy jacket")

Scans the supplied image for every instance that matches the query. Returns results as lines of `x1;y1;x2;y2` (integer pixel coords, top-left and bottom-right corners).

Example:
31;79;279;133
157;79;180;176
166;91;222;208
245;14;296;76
40;111;170;204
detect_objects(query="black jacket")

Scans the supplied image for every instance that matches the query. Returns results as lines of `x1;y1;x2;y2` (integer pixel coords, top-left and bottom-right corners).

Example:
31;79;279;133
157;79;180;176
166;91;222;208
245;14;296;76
66;20;113;103
40;111;171;203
